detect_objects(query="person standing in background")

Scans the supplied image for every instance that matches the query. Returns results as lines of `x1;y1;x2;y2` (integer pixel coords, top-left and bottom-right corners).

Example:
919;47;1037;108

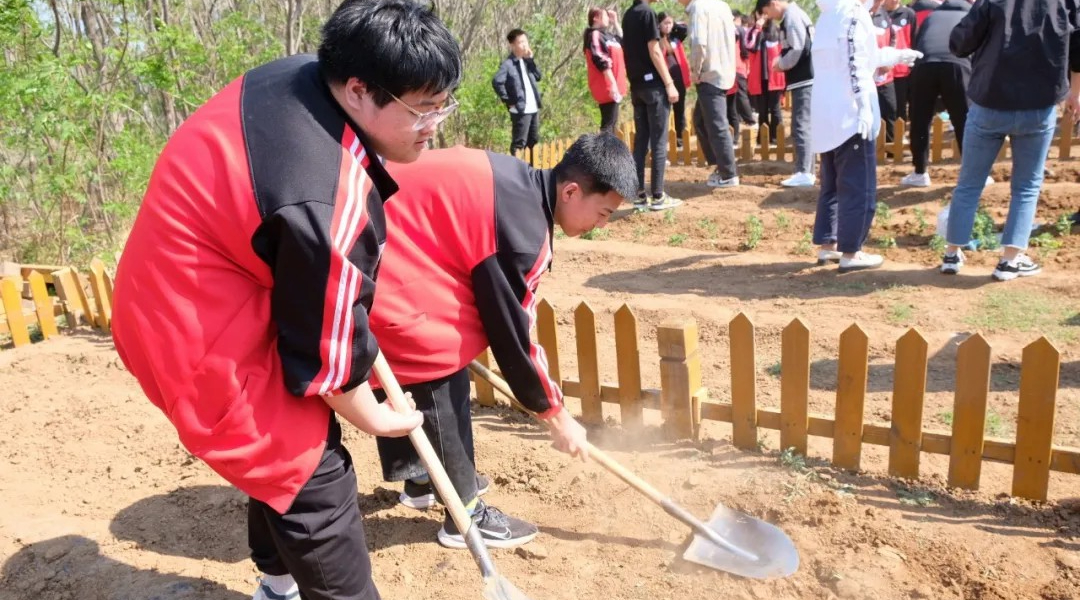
744;11;786;146
937;0;1080;279
493;29;543;163
870;1;899;145
758;0;816;188
682;0;739;188
886;0;917;123
623;0;683;210
900;0;973;187
910;0;940;28
727;10;758;141
659;12;692;148
584;7;628;133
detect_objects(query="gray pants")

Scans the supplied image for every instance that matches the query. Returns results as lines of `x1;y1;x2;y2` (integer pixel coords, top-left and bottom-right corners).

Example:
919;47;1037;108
631;86;671;198
692;82;737;181
790;85;814;175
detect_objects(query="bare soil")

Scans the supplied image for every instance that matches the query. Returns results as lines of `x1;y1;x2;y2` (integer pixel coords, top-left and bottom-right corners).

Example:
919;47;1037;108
3;158;1080;600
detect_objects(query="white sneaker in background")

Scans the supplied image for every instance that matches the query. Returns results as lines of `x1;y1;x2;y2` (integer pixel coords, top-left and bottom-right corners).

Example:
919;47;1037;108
900;172;931;187
816;249;843;265
707;171;739;188
781;172;816;187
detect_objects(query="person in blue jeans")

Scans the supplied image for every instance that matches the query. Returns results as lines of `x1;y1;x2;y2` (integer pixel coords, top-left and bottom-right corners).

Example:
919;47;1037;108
941;0;1080;281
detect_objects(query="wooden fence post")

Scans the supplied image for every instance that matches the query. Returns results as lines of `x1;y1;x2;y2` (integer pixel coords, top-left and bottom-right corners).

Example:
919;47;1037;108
889;329;928;479
893;119;906;165
1012;337;1060;501
948;333;991;490
759;125;771;161
834;324;869;470
683;129;694;166
614;304;643;429
876;120;887;163
89;258;112;331
776;122;787;163
741;128;753;162
780;318;810;455
473;348;497;407
669;129;678;165
536;299;561;386
730;313;758;450
658;318;700;440
575;302;603;424
52;267;91;328
1060;119;1073;159
27;271;58;339
1;277;30;347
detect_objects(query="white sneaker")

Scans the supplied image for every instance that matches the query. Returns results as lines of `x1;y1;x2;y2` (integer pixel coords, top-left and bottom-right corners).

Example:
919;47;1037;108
985;175;995;185
253;576;299;600
648;193;683;211
816;249;842;265
940;250;964;275
838;251;884;273
781;172;816;187
707;172;740;188
901;172;931;187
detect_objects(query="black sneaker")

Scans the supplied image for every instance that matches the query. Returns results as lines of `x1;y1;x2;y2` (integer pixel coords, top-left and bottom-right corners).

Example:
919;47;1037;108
940;250;964;275
633;190;648;208
437;501;539;549
992;254;1041;281
399;474;491;510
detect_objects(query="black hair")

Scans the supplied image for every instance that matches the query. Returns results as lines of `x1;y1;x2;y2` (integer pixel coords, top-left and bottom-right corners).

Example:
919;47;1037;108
657;11;672;22
507;28;527;43
318;0;461;107
553;132;637;202
732;9;744;17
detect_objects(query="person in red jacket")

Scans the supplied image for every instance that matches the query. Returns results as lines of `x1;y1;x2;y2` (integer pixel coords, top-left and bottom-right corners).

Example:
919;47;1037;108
659;12;692;147
727;10;758;141
871;0;899;143
109;2;461;599
745;11;785;145
887;0;918;122
584;6;629;133
371;132;637;549
910;0;941;28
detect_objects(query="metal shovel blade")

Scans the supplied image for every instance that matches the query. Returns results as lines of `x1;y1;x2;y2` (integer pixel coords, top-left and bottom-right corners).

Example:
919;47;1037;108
482;574;533;600
682;503;799;579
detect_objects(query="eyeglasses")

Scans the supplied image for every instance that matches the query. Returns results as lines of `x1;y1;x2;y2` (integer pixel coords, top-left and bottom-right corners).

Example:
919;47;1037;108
378;85;459;131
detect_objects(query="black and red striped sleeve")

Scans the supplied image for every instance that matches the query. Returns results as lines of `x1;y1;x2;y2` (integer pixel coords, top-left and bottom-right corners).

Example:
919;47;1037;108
471;152;563;417
587;30;614;70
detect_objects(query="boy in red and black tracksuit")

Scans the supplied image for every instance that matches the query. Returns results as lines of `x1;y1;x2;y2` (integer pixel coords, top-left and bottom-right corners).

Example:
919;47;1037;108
584;7;629;133
871;1;900;143
109;2;461;599
910;0;941;28
887;0;917;121
371;133;637;549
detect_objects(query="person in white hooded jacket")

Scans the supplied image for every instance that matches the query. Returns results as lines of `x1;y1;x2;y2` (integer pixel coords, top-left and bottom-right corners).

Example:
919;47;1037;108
808;0;921;272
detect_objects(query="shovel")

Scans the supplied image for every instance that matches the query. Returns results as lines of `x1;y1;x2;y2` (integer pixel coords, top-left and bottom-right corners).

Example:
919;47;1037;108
372;353;532;600
467;359;799;580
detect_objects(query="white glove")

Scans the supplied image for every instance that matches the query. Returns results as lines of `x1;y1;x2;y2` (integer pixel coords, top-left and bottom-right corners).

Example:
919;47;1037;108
855;92;874;140
877;47;923;68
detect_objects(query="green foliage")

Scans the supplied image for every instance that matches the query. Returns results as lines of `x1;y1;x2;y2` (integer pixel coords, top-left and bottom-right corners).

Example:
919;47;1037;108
913;208;929;235
874;202;892;229
1054;213;1074;237
581;228;608;241
928;235;946;253
663;208;677;225
972;208;1000;250
742;215;764;250
794;230;813;255
668;233;687;246
775;211;791;232
1030;232;1063;250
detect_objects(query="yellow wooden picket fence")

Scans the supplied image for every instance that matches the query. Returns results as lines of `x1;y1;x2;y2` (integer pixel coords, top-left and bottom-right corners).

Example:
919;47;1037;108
528;112;1078;169
0;259;113;346
473;300;1076;502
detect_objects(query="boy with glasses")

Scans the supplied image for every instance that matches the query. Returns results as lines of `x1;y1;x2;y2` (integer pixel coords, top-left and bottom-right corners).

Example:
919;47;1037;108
109;2;461;599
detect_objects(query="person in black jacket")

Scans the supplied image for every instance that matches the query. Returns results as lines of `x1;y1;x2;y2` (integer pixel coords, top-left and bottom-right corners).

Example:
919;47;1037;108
492;29;543;163
901;0;973;187
940;0;1080;280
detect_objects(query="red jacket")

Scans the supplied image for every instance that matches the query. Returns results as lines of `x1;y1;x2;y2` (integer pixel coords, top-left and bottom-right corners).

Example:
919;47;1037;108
729;29;750;95
111;55;395;514
584;28;629;104
745;26;786;95
667;38;692;88
375;148;563;417
872;9;896;86
890;6;917;78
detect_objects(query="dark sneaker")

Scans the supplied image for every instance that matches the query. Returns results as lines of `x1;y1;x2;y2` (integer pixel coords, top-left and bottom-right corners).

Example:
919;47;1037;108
633;190;648;208
992;254;1041;281
399;474;491;510
437;501;538;549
